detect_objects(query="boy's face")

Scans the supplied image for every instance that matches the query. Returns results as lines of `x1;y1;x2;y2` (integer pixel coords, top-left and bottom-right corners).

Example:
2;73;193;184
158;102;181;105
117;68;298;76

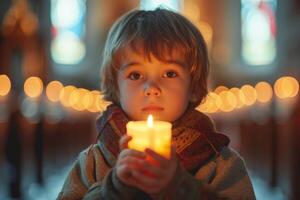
117;47;192;122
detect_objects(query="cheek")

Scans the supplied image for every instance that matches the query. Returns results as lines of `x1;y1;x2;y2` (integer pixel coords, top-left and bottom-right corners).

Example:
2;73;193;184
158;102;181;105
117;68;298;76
119;85;130;105
165;80;191;98
117;79;128;105
118;82;140;106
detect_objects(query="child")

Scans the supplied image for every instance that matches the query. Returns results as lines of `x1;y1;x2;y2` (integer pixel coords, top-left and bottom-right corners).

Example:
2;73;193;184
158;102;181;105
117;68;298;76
57;8;256;200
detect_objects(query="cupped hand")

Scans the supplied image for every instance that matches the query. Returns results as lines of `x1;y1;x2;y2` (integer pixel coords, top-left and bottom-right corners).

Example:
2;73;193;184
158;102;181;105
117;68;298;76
115;135;146;186
129;145;178;194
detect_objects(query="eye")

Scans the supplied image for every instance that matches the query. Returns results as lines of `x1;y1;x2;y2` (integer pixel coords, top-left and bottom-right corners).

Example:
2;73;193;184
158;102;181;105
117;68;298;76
163;70;178;78
128;72;143;80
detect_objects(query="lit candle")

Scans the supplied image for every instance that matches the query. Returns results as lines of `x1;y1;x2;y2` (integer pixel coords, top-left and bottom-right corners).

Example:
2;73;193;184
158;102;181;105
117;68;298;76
126;115;172;158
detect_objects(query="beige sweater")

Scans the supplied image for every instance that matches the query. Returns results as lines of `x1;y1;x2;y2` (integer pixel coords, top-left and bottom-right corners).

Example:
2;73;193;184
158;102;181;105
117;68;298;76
57;143;256;200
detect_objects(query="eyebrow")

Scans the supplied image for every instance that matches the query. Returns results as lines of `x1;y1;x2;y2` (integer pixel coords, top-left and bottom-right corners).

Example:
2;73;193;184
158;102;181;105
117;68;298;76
120;59;186;71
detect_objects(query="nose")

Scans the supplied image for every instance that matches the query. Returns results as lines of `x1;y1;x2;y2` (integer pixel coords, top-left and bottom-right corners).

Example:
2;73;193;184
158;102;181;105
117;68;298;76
144;82;161;97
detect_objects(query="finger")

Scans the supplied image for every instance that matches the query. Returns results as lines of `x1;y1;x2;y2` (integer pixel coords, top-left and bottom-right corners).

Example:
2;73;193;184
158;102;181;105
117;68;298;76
118;156;144;169
138;159;164;178
119;135;132;150
145;148;168;168
131;169;157;188
117;164;140;186
118;149;146;160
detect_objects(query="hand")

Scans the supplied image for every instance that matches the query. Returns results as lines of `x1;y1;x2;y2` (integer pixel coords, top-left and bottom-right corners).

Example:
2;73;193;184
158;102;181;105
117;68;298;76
115;135;146;186
129;145;178;194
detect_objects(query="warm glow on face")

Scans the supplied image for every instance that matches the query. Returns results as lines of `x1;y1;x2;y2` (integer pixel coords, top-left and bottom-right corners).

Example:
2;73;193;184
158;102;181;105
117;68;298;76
24;76;43;98
274;76;299;99
0;74;11;96
255;81;273;103
46;81;64;102
241;85;257;106
147;114;153;128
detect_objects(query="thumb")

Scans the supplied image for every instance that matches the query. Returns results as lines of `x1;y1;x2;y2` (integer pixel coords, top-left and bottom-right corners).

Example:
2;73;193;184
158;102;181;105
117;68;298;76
119;135;132;150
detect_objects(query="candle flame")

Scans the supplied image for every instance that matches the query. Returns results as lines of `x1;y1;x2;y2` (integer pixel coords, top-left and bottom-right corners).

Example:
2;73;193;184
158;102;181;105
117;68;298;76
147;114;153;128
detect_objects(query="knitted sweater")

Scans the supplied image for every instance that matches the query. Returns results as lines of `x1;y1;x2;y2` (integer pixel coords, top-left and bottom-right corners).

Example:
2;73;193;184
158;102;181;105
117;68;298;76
57;106;256;200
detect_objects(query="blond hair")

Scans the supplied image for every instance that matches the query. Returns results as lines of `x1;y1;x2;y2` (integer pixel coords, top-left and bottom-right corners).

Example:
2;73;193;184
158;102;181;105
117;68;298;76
100;8;209;108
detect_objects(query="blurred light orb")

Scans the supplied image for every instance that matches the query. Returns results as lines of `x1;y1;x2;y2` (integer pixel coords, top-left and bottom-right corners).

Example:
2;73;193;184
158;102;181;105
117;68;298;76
82;91;93;110
214;85;229;94
255;81;273;103
21;97;39;123
59;85;76;107
219;91;237;112
274;76;299;99
209;92;222;111
0;74;11;96
83;90;101;112
201;92;222;113
241;85;257;106
21;14;38;35
51;31;85;65
183;1;200;21
24;76;43;98
46;81;64;102
197;21;213;45
229;87;246;108
71;88;89;111
69;88;80;107
196;100;210;113
51;0;84;28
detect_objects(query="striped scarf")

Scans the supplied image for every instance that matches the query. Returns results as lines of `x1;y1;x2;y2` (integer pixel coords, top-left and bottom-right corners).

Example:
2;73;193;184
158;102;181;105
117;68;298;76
96;104;230;172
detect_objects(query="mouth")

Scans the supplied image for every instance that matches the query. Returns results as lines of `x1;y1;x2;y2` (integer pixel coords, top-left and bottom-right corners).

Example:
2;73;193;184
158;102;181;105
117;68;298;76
142;105;164;112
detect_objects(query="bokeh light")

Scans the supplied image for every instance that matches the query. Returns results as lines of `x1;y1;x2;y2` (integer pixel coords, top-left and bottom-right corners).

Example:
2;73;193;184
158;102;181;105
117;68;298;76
255;81;273;103
59;85;76;107
229;87;246;109
274;76;299;99
24;76;43;98
240;85;257;106
214;85;229;94
197;92;222;113
46;81;64;102
83;90;101;113
0;74;11;96
71;88;89;111
197;21;213;45
219;91;237;112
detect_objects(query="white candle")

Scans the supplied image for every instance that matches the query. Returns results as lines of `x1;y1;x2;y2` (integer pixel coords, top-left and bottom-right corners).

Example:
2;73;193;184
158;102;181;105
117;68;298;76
126;115;172;158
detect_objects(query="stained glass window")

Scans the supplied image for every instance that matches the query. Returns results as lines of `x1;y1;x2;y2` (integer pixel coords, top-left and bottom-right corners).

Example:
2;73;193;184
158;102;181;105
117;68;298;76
241;0;277;65
50;0;86;65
